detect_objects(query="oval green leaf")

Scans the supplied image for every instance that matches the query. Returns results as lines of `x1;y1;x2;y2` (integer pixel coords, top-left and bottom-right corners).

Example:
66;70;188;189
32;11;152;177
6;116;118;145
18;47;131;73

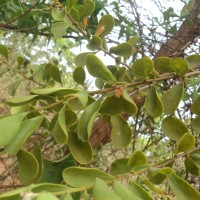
87;35;102;51
0;44;8;60
62;167;115;187
6;95;38;106
167;173;200;200
53;121;68;144
110;42;133;57
74;52;94;67
86;54;115;81
51;22;69;38
52;8;66;21
162;116;188;141
154;57;174;73
145;86;163;117
186;54;200;69
68;133;93;164
128;150;147;169
73;67;86;85
162;84;184;114
111;115;132;148
184;156;200;176
192;116;200;134
191;95;200;115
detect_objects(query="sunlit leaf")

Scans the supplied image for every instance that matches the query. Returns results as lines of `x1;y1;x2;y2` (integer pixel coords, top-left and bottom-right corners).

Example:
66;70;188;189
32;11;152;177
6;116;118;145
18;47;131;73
74;52;95;67
111;115;132;148
162;116;188;141
162;84;184;114
93;178;121;200
51;22;69;38
6;95;38;106
128;150;147;169
167;174;200;200
145;86;163;117
36;191;59;200
68;133;93;164
110;42;133;57
52;8;66;21
62;167;115;187
128;35;140;47
86;54;115;81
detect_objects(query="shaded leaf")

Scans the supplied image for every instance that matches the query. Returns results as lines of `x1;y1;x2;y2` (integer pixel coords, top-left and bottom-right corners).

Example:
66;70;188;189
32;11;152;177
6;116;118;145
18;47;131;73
49;64;62;85
0;112;27;146
68;133;93;164
93;178;121;200
111;115;132;148
67;0;78;10
167;174;200;200
74;52;95;67
0;44;8;59
191;95;200;115
53;121;68;144
111;158;132;176
95;14;115;37
184;156;200;176
145;86;163;117
73;67;85;85
110;42;133;57
162;84;184;114
87;35;102;51
62;167;115;187
192;117;200;134
162;116;188;141
131;57;154;78
6;115;44;154
86;54;115;81
186;54;200;69
78;98;102;141
175;133;195;153
154;57;174;73
128;150;147;169
36;191;59;200
7;80;21;96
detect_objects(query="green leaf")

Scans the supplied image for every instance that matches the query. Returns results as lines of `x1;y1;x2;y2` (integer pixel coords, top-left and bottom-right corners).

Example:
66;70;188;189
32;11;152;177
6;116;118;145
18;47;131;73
7;80;21;96
87;35;102;51
128;35;140;47
191;95;200;115
110;42;133;57
68;133;93;164
154;57;174;73
67;0;78;10
167;174;200;200
0;44;8;59
51;22;69;38
93;178;121;200
162;84;184;114
17;149;39;184
6;95;38;106
36;191;59;200
17;55;25;66
53;121;68;144
186;54;200;69
31;87;78;96
74;52;94;67
95;14;115;37
131;57;154;78
148;167;173;185
184;156;200;176
52;8;66;21
48;64;62;85
86;54;115;81
122;89;138;115
111;115;132;148
78;98;102;141
145;86;163;117
175;133;195;153
128;150;147;169
0;112;27;146
129;181;153;200
73;67;86;85
114;181;142;200
192;117;200;134
78;0;95;19
6;115;44;155
38;155;75;183
62;167;115;187
162;116;188;141
100;96;123;116
169;57;188;77
111;158;132;176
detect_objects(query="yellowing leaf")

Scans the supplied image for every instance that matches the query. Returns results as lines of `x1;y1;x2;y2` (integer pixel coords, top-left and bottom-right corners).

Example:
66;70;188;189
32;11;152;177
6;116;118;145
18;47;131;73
110;42;133;57
191;95;200;115
73;67;86;85
62;167;115;187
93;178;121;200
111;115;132;148
68;133;93;164
95;14;115;37
175;133;195;153
162;116;188;141
86;54;115;81
131;57;154;78
0;112;27;146
78;98;102;141
17;149;39;184
128;150;147;169
145;86;163;117
167;174;200;200
162;84;184;114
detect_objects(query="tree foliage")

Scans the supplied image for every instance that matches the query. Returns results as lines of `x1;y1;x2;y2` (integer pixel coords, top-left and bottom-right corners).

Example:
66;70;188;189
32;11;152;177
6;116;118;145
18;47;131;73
0;0;200;199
